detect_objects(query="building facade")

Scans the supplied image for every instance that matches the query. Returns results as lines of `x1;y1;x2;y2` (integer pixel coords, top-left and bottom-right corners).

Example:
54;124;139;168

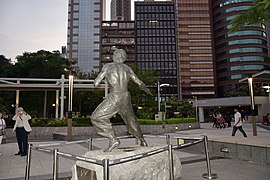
135;1;178;98
101;20;136;66
67;0;101;73
111;0;131;21
212;0;269;96
175;0;216;100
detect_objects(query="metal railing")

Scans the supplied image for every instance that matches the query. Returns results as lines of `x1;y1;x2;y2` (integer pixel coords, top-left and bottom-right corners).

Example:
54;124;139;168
25;135;217;180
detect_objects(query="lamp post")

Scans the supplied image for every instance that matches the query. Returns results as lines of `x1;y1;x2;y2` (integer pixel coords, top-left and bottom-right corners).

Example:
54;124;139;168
157;82;170;112
248;76;257;136
193;96;198;122
67;74;74;141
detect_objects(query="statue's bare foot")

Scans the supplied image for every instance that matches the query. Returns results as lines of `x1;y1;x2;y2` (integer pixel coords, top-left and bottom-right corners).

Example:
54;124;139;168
140;138;148;147
104;139;120;152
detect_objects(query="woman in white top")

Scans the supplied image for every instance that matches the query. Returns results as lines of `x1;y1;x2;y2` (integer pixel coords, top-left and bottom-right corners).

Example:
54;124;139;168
12;107;32;156
0;112;6;147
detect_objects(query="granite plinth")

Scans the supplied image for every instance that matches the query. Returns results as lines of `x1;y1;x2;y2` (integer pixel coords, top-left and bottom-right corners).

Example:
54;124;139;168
72;146;182;180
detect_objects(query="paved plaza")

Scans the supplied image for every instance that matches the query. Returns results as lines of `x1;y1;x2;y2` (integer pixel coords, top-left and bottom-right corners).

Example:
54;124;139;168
0;123;269;180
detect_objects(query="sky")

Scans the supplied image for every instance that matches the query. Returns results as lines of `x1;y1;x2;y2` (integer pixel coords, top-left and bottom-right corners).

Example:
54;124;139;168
0;0;163;63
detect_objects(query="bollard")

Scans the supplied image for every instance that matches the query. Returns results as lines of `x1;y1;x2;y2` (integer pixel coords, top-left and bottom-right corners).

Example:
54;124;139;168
25;144;32;180
88;138;93;151
202;136;217;179
166;134;170;145
53;149;59;180
103;159;109;180
168;144;174;180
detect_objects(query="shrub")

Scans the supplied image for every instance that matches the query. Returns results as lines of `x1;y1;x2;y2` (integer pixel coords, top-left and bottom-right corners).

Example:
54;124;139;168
166;118;197;124
138;119;163;125
47;118;67;127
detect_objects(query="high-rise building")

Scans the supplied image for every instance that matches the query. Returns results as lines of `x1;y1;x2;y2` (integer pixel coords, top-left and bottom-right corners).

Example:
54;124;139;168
212;0;269;96
175;0;216;100
67;0;101;73
101;20;136;66
135;1;178;98
111;0;131;21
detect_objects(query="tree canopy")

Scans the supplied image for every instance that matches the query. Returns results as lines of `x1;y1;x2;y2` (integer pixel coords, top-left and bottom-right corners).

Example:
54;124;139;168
1;50;73;78
229;0;270;32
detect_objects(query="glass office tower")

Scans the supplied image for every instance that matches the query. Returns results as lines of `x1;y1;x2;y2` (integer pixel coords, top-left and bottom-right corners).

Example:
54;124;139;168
135;1;178;98
67;0;101;73
212;0;269;96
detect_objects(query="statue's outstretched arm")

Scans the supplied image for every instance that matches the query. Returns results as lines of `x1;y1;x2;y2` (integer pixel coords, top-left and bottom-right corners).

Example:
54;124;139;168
129;68;152;95
94;66;107;86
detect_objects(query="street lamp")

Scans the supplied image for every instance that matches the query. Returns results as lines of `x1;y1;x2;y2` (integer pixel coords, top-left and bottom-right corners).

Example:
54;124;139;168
67;74;74;141
193;96;198;122
248;76;257;136
157;82;170;112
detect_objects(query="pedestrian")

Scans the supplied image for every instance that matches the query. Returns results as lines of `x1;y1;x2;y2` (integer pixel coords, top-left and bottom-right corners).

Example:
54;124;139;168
91;49;152;152
232;108;247;137
12;107;32;156
215;112;222;128
212;112;217;128
0;112;6;156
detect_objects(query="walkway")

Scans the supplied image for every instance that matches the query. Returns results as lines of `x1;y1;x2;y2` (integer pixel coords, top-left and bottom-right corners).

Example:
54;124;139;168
0;123;269;180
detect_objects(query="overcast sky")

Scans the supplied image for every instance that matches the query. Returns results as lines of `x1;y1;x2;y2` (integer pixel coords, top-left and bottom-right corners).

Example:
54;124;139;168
0;0;162;62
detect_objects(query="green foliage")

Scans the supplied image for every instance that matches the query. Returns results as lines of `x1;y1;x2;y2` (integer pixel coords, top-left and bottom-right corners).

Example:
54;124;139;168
224;83;268;97
229;0;270;32
72;117;92;126
5;50;73;78
31;118;49;127
128;64;158;107
167;96;195;118
31;118;67;127
30;117;196;127
0;55;13;77
137;111;153;119
47;118;67;127
138;119;163;125
138;118;196;125
165;118;197;124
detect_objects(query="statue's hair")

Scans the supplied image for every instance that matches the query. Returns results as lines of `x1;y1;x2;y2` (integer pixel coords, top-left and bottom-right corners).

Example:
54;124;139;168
113;49;127;62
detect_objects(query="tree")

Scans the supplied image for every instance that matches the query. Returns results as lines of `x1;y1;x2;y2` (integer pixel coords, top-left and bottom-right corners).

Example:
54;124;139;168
0;55;13;77
128;64;158;108
7;50;73;78
224;83;268;97
229;0;270;32
167;96;195;118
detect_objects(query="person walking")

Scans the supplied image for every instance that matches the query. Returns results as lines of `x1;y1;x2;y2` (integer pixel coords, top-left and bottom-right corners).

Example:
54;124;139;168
0;112;6;156
12;107;32;156
232;108;247;137
91;49;152;152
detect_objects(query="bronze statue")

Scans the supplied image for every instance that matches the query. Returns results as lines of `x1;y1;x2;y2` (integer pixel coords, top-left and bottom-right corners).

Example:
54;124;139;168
91;49;152;152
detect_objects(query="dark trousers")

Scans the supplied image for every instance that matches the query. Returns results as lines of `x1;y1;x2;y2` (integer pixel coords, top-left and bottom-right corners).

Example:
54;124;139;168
232;126;247;137
15;127;29;154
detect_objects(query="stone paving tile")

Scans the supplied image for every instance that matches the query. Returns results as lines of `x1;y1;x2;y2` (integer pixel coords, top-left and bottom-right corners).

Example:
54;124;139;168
0;123;269;179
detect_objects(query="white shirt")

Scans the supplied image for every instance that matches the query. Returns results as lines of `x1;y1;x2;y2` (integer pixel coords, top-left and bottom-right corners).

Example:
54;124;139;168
234;111;242;127
12;114;32;132
0;118;5;129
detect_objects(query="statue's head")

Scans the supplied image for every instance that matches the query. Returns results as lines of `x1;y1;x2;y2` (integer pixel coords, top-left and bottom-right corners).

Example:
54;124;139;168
113;49;127;63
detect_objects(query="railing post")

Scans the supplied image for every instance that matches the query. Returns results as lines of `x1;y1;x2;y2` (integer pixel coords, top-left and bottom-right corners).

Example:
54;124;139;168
166;134;170;145
25;144;32;180
53;149;59;180
202;136;217;179
135;138;139;145
103;159;109;180
168;144;174;180
88;138;92;151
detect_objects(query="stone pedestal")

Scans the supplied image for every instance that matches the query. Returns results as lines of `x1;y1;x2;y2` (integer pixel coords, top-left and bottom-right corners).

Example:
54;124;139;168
72;146;182;180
